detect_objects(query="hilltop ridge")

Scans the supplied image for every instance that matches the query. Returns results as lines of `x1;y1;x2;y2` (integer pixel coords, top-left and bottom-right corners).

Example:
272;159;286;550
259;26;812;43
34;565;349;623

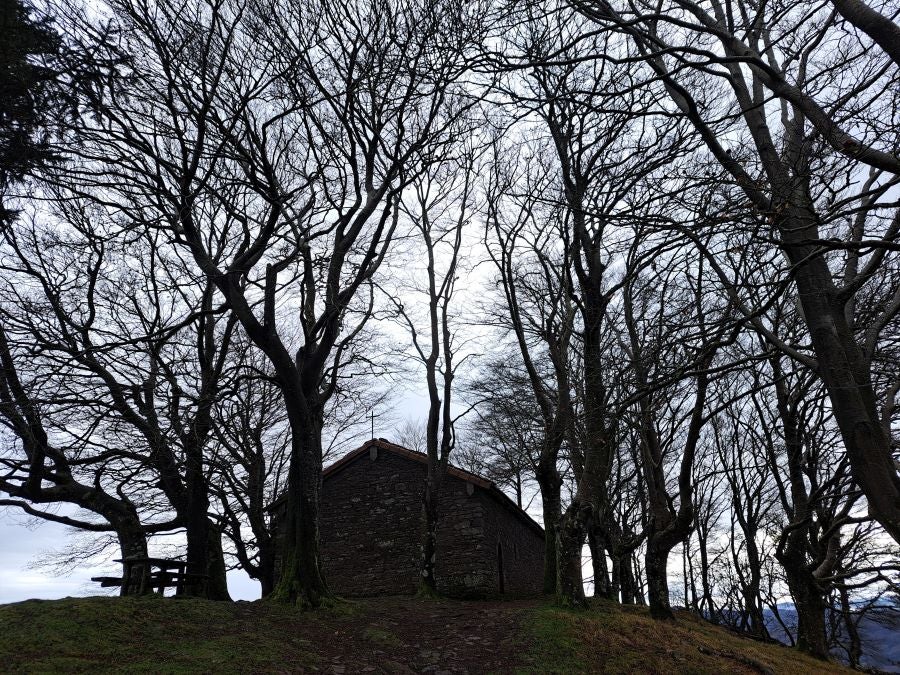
0;594;851;673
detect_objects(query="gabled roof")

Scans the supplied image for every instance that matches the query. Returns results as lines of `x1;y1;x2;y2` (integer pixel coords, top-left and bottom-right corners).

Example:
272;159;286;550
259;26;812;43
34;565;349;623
267;438;545;538
325;438;494;487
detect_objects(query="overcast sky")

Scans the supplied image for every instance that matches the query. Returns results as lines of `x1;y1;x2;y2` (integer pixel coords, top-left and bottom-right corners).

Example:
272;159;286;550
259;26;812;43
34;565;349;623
0;512;265;603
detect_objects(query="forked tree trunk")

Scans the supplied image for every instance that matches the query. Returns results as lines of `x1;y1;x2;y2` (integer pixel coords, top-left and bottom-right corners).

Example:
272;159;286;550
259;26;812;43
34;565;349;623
603;517;641;605
772;360;831;660
697;528;715;621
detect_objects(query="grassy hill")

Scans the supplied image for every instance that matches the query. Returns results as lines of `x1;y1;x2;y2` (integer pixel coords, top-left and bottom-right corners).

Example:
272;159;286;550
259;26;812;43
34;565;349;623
0;594;850;674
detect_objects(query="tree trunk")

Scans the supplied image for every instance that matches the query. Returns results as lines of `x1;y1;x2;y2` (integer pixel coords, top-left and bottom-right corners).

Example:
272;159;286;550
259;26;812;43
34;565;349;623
697;527;715;621
557;503;588;607
183;446;210;597
790;574;829;660
514;471;522;509
743;534;765;637
536;471;562;595
258;566;275;599
685;540;699;613
603;516;639;605
787;249;900;544
116;519;150;596
257;535;276;598
619;555;637;605
205;525;231;601
420;472;441;594
772;358;831;660
610;554;622;603
587;525;612;599
839;586;861;668
270;418;329;607
645;536;675;620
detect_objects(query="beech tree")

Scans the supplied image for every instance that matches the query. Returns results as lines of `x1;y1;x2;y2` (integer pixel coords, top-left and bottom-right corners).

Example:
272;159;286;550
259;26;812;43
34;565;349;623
483;138;577;595
2;2;897;668
0;204;235;597
573;0;900;546
381;145;480;592
212;333;387;596
462;357;544;511
43;0;485;606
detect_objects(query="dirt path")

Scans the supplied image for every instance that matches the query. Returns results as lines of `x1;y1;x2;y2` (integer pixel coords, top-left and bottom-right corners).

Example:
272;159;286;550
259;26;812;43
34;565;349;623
288;596;539;674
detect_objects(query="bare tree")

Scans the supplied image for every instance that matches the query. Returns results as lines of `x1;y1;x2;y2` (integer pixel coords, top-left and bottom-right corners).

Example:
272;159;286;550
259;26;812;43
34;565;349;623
48;0;483;605
620;250;729;619
573;0;900;546
213;331;390;597
462;356;544;510
483;138;577;595
381;145;479;593
0;205;234;597
395;418;428;454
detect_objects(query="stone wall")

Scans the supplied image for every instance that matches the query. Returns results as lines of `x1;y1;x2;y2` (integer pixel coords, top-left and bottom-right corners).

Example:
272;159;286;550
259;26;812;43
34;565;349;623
476;489;545;596
320;448;424;596
271;444;544;598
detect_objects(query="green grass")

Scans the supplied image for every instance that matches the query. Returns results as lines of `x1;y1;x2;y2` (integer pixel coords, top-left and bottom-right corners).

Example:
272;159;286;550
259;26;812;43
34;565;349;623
523;598;850;674
520;606;589;673
0;594;852;674
0;596;319;674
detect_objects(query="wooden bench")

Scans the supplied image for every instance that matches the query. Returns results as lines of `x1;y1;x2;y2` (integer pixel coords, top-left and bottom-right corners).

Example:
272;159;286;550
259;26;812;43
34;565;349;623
92;557;209;596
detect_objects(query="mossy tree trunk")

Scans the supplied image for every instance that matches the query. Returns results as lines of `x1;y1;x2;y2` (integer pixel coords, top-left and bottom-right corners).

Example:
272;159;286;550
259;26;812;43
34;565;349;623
270;413;329;607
